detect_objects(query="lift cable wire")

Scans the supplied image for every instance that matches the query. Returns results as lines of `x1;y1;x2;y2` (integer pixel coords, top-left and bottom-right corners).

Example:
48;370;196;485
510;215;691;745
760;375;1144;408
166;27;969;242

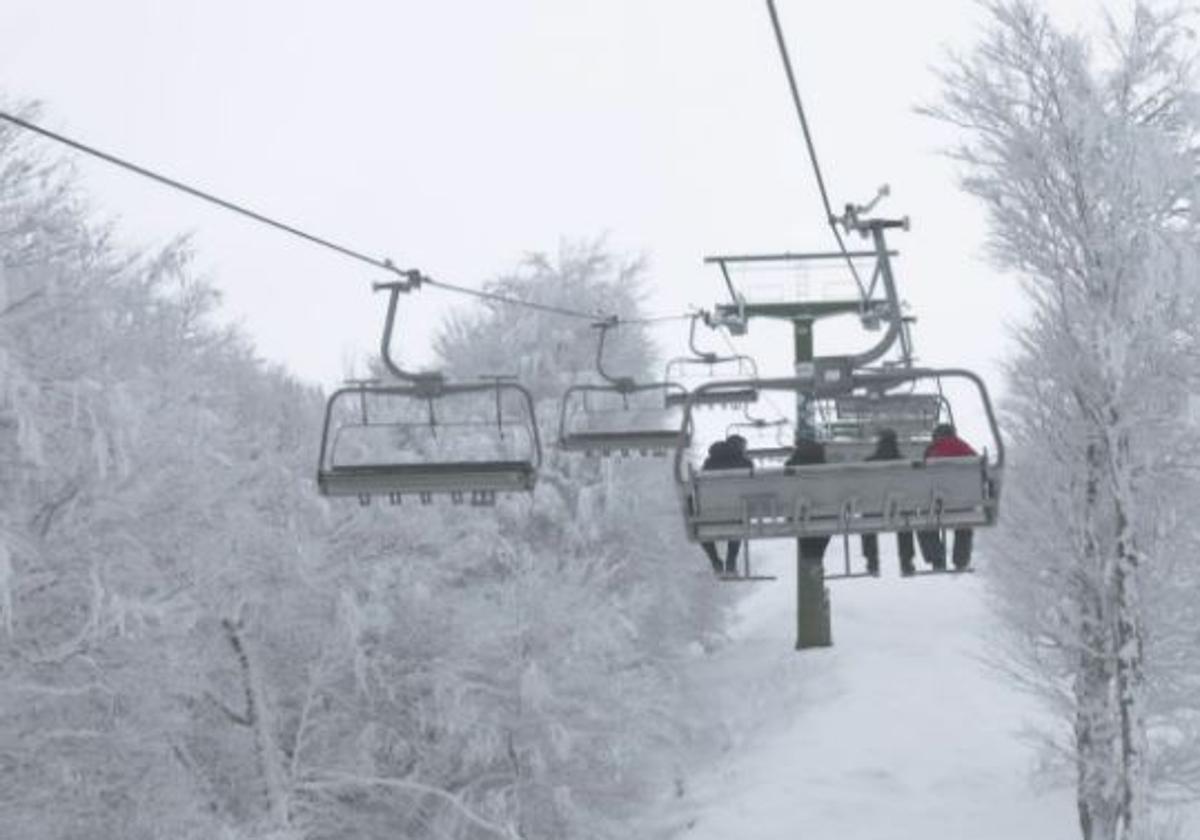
620;312;695;325
763;0;867;301
0;109;691;327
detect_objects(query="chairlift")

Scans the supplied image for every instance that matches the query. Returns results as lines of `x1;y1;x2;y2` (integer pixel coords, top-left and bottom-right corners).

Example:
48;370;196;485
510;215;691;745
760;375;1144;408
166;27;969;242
662;314;760;410
317;278;542;505
557;319;690;457
675;368;1003;543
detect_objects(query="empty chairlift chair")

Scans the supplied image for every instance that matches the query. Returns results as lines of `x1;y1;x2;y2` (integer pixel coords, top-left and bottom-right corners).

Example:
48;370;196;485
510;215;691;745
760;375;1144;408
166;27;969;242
557;319;691;457
662;313;760;410
317;278;542;506
817;391;949;463
828;392;945;443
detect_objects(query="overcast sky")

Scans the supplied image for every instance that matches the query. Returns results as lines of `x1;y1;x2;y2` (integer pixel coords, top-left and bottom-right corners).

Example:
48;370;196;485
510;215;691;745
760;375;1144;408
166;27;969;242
2;0;1101;419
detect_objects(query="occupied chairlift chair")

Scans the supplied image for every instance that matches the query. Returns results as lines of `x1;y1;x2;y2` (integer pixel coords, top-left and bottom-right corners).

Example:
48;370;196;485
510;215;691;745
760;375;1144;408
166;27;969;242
675;369;1004;545
662;313;760;410
677;202;1003;578
557;319;691;457
317;276;542;506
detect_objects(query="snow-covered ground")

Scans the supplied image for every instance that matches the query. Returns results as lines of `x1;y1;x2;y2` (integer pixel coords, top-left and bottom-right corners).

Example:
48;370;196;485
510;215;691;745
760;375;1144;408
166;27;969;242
653;541;1081;839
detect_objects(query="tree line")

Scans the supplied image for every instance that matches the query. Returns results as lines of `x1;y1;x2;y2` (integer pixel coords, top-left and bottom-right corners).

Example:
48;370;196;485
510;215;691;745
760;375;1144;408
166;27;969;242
0;111;727;839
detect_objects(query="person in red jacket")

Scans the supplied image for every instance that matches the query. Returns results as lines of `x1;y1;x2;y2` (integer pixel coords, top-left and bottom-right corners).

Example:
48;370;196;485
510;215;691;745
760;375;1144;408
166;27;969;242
918;423;977;570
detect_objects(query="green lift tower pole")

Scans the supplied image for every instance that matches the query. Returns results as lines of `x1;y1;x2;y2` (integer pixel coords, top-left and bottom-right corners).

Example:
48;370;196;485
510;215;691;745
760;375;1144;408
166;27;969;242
791;316;831;648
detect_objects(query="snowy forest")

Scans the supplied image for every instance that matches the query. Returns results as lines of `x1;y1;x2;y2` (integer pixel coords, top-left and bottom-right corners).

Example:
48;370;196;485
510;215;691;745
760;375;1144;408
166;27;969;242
5;1;1200;839
0;113;734;838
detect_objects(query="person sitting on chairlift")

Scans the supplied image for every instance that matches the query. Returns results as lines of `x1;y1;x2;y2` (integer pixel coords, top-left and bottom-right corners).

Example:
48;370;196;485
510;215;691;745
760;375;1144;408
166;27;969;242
700;434;753;576
918;422;977;571
861;428;916;577
785;429;831;568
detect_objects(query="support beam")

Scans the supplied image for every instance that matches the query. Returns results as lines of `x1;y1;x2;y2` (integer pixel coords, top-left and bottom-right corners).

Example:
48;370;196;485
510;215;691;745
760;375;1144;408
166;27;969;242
793;317;832;649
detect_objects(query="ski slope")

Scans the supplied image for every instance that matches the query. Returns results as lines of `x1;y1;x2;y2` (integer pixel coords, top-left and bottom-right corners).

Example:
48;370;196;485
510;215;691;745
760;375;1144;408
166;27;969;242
655;542;1080;839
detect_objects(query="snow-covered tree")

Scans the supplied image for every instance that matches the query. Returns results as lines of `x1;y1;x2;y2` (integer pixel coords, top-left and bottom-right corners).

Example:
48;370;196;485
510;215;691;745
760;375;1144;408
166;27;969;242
0;97;723;838
928;3;1200;837
346;240;731;839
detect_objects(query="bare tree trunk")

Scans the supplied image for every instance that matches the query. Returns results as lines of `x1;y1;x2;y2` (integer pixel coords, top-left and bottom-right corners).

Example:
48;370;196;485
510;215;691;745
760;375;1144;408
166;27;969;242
1075;442;1119;840
1075;592;1118;840
1112;551;1148;839
223;618;292;830
1109;425;1149;839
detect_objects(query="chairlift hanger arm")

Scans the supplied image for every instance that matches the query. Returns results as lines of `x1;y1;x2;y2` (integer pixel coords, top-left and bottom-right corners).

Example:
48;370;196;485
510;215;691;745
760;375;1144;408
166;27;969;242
593;319;638;390
374;280;445;392
688;314;720;363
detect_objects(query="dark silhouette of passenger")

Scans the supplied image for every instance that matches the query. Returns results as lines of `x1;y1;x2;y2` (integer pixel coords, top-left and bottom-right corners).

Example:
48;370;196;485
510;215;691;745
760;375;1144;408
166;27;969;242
700;435;753;575
918;423;977;571
861;428;916;576
785;431;830;566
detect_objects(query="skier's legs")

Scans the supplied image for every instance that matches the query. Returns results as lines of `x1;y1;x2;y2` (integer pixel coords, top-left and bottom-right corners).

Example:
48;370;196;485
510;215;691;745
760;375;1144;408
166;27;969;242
860;533;880;575
725;540;742;574
917;530;946;569
952;529;974;569
897;530;916;575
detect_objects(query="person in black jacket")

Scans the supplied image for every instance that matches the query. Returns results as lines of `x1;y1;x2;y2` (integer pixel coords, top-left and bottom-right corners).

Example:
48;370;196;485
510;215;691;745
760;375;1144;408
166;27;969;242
700;435;753;575
860;428;916;576
785;431;831;566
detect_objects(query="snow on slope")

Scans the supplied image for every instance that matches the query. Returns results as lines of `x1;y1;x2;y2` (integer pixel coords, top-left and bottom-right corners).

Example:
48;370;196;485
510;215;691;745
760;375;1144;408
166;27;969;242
653;541;1079;840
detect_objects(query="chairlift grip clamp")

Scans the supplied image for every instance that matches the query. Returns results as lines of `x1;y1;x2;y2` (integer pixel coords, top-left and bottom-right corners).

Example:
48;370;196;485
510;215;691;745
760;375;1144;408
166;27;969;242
373;260;426;292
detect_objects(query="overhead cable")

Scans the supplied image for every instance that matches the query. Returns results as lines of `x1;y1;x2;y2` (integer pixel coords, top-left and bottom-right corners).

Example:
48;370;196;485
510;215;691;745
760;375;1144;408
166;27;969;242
0;110;691;326
0;109;408;279
763;0;867;300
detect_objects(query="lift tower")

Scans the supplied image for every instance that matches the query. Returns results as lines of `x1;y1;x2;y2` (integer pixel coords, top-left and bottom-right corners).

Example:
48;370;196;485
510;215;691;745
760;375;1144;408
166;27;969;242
706;210;911;649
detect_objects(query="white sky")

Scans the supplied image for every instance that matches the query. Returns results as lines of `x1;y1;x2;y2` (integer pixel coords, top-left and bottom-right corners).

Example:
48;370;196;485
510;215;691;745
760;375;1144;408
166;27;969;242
1;0;1101;412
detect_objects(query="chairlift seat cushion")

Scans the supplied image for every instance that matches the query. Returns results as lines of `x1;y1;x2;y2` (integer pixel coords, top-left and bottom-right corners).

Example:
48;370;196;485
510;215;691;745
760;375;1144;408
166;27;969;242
319;460;536;495
665;388;759;408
